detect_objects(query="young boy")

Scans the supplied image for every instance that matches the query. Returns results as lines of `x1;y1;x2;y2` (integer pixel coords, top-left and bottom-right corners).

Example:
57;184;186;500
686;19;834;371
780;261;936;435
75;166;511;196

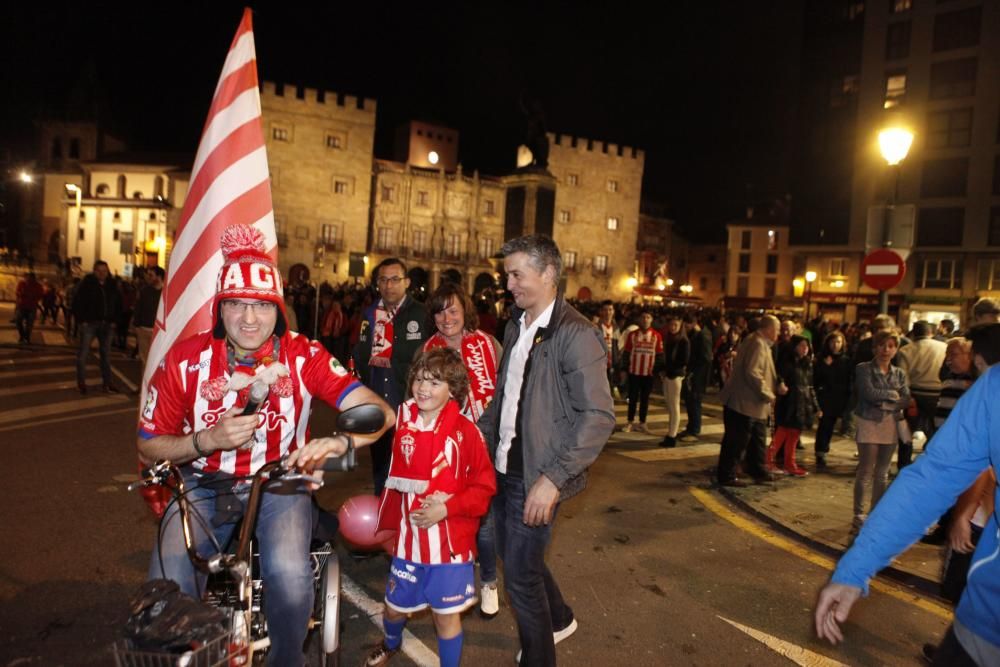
365;347;497;667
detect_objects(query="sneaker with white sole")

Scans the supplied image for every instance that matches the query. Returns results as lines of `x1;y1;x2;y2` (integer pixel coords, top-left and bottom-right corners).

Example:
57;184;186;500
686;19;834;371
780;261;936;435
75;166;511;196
516;618;578;663
622;423;634;433
480;583;499;618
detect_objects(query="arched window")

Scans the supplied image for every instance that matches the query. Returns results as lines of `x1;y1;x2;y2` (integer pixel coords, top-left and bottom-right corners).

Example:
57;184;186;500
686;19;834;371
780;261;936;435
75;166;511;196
153;176;164;199
116;174;127;198
95;184;110;197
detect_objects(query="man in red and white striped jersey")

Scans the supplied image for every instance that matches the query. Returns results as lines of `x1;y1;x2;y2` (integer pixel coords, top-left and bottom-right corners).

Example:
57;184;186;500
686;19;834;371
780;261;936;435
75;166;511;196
138;225;394;666
623;312;664;433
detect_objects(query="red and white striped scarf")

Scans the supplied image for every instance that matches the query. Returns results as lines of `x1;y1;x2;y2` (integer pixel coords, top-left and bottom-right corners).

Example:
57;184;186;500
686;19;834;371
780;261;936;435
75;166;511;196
424;329;498;421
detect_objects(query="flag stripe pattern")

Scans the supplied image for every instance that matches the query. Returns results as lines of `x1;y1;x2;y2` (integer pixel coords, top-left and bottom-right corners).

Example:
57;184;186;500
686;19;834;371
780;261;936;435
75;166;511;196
141;8;276;399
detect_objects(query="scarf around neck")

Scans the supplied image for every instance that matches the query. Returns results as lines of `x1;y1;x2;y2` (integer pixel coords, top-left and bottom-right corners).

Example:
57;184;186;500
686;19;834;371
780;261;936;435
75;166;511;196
424;330;498;421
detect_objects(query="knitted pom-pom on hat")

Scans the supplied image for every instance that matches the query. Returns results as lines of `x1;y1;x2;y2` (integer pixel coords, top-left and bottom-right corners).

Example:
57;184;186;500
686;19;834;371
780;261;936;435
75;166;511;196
212;224;288;338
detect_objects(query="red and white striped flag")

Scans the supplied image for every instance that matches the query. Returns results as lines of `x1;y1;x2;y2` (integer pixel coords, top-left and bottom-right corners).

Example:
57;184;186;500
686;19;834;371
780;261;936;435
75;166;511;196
141;8;276;398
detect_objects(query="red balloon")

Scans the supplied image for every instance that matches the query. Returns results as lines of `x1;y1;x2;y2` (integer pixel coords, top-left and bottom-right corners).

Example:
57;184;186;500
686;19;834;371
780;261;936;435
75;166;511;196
338;495;396;550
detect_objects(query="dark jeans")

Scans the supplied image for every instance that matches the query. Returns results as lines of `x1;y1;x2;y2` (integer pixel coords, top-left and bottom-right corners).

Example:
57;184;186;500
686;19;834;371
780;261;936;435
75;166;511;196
717;407;768;482
932;626;978;667
494;473;574;667
682;380;703;435
912;392;939;440
814;411;840;455
370;430;393;496
77;321;113;386
626;374;654;423
477;503;498;584
14;307;36;342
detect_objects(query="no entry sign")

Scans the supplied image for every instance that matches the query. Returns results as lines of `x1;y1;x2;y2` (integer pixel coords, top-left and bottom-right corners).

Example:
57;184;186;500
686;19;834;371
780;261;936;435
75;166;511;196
862;249;906;291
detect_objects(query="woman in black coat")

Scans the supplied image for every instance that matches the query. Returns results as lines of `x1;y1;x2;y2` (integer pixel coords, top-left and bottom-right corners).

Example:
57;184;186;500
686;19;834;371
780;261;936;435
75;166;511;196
813;330;852;468
767;335;819;477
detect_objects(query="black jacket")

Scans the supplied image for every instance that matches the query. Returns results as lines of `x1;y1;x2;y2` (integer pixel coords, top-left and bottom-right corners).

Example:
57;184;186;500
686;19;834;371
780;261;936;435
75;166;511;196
775;356;820;429
663;333;690;379
72;274;122;324
352;295;428;395
813;353;852;416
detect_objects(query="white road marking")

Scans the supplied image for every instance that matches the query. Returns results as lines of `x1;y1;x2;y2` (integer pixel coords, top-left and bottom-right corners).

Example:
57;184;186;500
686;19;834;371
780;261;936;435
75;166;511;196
0;378;100;397
0;395;129;425
0;366;80;381
0;406;136;434
717;615;849;667
341;574;440;667
618;443;720;462
0;354;75;364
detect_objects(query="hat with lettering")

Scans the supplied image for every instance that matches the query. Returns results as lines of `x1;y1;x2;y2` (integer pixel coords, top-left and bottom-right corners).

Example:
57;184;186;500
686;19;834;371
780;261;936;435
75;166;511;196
212;224;287;338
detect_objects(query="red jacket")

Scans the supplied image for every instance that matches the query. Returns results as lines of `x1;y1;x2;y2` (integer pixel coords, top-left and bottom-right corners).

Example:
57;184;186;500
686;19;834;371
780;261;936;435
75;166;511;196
16;279;44;310
377;399;496;562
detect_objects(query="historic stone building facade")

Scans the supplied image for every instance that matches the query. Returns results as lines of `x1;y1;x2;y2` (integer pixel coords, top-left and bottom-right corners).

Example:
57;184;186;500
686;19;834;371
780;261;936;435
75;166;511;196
369;159;507;297
546;133;644;301
260;82;377;284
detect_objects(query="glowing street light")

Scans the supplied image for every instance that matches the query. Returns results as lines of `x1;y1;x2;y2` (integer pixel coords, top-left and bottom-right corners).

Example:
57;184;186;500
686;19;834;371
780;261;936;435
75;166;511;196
876;125;915;314
625;276;638;289
19;171;34;184
804;271;817;318
878;127;914;166
680;284;693;294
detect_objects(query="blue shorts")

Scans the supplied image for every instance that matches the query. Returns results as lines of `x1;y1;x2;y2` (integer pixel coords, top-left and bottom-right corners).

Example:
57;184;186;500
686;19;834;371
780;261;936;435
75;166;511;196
384;557;476;614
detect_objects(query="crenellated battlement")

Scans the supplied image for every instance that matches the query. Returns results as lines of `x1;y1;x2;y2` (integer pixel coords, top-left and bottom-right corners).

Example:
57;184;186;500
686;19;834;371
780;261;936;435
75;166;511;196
260;81;377;114
547;132;643;160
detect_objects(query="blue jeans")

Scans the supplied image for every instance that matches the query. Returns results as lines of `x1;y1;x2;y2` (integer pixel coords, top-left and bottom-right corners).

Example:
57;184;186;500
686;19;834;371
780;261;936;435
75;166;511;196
493;473;574;666
149;471;314;667
77;321;113;386
477;503;498;584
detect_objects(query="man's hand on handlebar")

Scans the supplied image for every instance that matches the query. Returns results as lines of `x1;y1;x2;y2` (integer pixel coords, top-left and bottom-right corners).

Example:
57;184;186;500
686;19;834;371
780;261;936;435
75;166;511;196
202;408;259;453
285;435;351;475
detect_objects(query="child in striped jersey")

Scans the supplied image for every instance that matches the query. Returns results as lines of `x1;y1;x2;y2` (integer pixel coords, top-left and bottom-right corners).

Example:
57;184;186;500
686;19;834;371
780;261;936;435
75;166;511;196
365;347;496;667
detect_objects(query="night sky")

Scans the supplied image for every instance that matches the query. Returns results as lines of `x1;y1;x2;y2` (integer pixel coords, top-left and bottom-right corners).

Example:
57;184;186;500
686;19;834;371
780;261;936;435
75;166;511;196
1;2;804;241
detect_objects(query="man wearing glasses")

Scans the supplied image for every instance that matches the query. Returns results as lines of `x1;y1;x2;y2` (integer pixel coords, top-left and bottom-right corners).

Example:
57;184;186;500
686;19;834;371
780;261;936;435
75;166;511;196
138;225;393;666
353;258;429;493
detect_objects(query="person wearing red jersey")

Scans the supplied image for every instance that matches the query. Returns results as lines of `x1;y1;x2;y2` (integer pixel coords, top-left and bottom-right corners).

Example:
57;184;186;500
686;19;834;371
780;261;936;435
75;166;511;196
420;283;503;618
622;311;664;433
364;347;496;667
137;225;393;667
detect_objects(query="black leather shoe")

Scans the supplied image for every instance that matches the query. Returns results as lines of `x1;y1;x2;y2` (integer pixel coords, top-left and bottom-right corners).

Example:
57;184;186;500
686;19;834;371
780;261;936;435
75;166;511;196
659;436;676;448
754;472;778;483
719;478;748;488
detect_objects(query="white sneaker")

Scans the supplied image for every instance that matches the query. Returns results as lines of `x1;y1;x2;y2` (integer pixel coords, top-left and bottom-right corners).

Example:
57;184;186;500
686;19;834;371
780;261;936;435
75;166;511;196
622;423;634;433
480;583;499;618
516;618;577;663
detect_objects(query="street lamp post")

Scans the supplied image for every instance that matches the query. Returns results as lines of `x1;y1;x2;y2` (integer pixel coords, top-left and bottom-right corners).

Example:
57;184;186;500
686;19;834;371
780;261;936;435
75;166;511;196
877;127;914;314
805;271;817;320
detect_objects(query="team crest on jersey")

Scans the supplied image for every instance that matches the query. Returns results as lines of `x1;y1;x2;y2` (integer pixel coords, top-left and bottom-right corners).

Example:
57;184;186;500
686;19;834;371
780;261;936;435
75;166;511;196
142;387;158;420
329;358;347;376
400;434;416;465
465;584;475;596
407;321;419;333
201;406;228;427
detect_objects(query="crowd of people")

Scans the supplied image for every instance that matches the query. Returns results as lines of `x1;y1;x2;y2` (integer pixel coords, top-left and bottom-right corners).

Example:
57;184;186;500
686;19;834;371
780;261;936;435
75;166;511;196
10;233;1000;664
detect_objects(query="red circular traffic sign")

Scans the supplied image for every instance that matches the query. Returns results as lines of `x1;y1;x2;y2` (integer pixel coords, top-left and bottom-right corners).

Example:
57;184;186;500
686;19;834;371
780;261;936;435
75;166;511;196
862;249;906;291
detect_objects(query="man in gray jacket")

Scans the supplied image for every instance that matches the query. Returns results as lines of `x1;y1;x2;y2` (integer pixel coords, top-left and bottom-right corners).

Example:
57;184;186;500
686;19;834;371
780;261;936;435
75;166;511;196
716;315;786;486
478;234;615;666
